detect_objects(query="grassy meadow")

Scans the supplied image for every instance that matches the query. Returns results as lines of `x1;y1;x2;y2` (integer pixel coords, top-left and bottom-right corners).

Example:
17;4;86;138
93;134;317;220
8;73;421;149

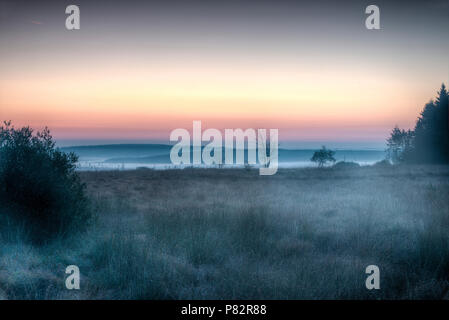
1;165;449;299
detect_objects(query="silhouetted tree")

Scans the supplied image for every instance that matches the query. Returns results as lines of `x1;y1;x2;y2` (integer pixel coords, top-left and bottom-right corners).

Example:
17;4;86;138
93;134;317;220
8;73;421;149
435;83;449;162
387;83;449;164
311;146;336;167
386;126;414;164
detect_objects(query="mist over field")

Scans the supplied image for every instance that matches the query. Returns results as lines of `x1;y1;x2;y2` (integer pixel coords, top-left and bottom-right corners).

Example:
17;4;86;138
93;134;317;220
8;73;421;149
60;144;386;170
1;111;448;299
1;102;448;299
2;164;449;299
1;0;448;303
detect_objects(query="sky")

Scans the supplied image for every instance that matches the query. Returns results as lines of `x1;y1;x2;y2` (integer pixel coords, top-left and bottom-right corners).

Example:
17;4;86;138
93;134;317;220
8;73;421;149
0;0;448;148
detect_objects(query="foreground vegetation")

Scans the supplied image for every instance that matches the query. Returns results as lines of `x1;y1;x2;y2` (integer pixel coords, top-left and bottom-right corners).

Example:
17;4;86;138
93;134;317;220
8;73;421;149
0;121;90;244
1;165;449;299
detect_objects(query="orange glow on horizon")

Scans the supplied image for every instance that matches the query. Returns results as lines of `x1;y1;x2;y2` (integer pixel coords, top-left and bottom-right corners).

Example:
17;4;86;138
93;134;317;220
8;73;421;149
0;58;429;142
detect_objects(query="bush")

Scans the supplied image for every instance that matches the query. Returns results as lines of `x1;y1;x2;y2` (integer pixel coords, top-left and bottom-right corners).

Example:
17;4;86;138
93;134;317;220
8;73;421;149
0;121;90;244
332;161;360;170
372;159;392;168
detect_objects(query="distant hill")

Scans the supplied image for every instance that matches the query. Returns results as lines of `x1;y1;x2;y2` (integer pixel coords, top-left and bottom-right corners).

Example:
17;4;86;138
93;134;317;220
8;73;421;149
61;144;385;165
61;144;172;159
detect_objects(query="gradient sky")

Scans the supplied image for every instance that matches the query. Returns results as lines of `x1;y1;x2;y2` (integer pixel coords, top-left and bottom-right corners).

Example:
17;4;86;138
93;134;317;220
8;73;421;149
0;0;448;148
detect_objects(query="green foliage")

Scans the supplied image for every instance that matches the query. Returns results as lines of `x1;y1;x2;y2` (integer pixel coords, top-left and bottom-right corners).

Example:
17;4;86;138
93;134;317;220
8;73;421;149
386;127;414;164
0;121;90;244
387;83;449;164
311;146;336;167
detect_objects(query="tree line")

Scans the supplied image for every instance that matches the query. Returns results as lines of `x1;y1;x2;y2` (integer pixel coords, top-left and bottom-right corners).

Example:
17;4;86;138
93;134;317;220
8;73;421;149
387;83;449;164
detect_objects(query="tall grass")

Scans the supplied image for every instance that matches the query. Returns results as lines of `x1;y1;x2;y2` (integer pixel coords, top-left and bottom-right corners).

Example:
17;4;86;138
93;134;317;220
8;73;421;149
1;165;449;299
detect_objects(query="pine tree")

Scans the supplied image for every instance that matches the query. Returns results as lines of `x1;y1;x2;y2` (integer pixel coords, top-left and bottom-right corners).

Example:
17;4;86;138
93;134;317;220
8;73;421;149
434;84;449;162
387;83;449;164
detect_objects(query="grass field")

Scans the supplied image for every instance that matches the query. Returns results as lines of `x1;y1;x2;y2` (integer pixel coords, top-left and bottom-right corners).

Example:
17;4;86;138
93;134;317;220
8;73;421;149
1;165;449;299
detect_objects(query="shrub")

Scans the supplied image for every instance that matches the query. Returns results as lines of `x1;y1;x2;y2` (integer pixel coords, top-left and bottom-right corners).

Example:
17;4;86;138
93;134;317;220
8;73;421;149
332;161;360;170
0;121;90;244
372;159;392;168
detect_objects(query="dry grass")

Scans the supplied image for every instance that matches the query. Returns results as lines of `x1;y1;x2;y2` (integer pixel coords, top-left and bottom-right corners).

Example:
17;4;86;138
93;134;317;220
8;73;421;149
1;165;449;299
